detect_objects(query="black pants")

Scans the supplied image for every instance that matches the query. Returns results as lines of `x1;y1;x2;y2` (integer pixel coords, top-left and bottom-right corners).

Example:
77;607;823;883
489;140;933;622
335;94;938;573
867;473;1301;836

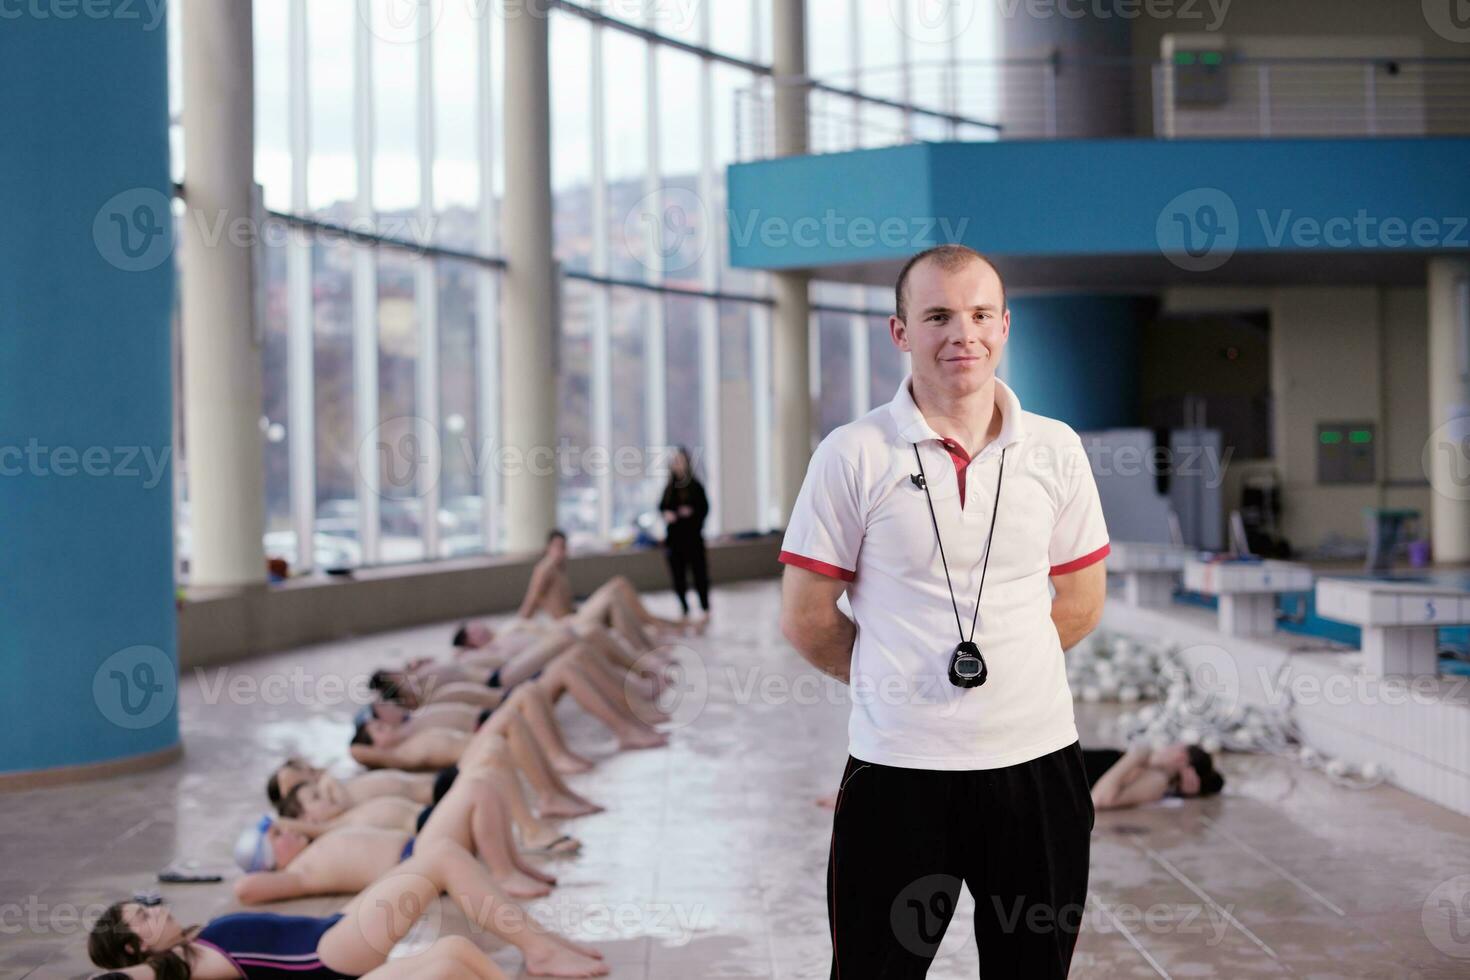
827;742;1094;979
664;534;709;613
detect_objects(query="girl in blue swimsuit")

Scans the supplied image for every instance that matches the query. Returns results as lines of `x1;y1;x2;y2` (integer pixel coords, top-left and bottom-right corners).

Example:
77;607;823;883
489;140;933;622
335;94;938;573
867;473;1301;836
86;899;509;980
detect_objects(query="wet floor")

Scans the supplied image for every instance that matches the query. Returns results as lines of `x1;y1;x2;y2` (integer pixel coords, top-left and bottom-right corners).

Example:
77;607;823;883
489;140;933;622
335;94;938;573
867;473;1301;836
5;578;1470;978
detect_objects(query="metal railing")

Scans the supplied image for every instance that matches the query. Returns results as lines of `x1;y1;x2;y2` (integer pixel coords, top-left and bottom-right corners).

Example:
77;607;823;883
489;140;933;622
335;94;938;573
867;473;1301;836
735;56;1470;160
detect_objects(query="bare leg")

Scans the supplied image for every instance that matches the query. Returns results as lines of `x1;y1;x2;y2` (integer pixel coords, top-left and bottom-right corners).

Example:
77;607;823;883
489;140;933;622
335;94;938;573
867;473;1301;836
416;770;554;898
608;575;686;632
498;712;603;817
578;647;668;721
491;633;574;688
423;680;503;710
322;838;607;978
538;651;668;750
508;683;595;773
358;935;508;980
576;624;665;696
574;582;657;653
459;740;582;854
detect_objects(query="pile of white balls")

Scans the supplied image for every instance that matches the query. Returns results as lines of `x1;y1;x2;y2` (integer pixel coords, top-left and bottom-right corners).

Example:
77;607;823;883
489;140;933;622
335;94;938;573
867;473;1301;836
1066;632;1171;705
1072;632;1388;790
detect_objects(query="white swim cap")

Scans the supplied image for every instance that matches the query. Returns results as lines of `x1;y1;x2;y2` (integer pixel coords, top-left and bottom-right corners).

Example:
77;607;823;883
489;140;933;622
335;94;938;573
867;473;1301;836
234;814;276;873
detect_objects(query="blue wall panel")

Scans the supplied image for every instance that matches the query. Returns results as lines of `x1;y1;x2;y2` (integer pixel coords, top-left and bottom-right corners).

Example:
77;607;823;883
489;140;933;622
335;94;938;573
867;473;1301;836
0;13;179;773
1004;296;1145;431
729;138;1470;268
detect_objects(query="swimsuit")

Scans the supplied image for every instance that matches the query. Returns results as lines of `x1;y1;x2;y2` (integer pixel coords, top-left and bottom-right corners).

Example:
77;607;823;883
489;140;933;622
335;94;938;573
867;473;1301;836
486;667;544;690
415;802;436;833
194;913;353;980
1080;748;1125;789
431;765;459;803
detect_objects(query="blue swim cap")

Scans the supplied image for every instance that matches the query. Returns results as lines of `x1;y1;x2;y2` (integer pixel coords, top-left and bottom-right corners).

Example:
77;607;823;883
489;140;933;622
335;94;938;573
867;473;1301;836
234;814;276;873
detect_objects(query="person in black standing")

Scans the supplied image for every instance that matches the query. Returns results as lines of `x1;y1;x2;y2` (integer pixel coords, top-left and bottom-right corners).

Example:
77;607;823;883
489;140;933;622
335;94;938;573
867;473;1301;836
659;447;710;630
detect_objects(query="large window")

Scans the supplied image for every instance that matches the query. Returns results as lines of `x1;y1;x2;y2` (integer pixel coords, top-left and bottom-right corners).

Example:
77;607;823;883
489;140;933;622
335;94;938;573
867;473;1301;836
174;1;966;577
547;3;776;546
169;5;506;576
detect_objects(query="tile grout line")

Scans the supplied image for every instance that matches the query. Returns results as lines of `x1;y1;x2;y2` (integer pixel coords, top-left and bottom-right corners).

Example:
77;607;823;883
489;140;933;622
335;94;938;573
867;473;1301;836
1199;817;1347;917
1086;892;1173;980
1133;840;1289;972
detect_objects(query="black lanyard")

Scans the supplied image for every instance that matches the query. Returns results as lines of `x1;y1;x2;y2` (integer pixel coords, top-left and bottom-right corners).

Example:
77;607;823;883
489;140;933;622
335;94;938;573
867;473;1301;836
913;442;1007;647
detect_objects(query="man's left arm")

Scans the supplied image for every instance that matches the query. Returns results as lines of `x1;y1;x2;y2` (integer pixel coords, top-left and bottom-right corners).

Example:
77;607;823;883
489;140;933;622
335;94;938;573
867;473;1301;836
1050;559;1106;651
1047;433;1110;651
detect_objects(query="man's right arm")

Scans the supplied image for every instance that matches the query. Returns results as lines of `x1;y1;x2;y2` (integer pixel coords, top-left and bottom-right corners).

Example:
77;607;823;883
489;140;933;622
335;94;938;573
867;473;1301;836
779;565;856;684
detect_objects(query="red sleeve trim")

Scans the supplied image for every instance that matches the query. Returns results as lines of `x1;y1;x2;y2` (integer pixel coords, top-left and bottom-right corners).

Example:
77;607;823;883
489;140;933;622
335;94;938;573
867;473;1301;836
1049;542;1110;577
779;550;856;582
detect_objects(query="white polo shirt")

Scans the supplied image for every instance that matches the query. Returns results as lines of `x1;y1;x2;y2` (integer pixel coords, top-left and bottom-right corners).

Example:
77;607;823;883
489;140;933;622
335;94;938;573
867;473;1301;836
779;375;1110;771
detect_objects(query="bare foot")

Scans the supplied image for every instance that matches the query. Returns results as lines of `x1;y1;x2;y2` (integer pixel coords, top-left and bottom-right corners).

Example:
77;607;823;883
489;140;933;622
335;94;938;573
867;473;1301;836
523;828;583;855
554;933;605;960
540;794;604;818
617;728;669;751
498;870;553;899
552;752;595;775
524;943;609;977
516;856;558;884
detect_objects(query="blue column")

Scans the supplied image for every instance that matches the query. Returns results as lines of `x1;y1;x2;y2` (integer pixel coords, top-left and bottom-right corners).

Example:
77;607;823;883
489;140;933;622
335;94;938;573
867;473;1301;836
0;10;179;775
1004;295;1146;432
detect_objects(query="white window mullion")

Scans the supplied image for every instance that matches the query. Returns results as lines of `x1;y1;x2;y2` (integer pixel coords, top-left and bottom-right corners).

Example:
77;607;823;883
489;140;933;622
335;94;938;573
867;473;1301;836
697;0;721;534
589;21;613;542
643;33;666;452
352;0;380;565
752;302;772;532
849;287;870;416
416;16;440;559
286;0;315;572
475;6;500;553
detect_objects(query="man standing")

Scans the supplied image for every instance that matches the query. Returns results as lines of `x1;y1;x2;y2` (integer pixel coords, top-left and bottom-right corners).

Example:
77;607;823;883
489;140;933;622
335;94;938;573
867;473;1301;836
779;245;1109;978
